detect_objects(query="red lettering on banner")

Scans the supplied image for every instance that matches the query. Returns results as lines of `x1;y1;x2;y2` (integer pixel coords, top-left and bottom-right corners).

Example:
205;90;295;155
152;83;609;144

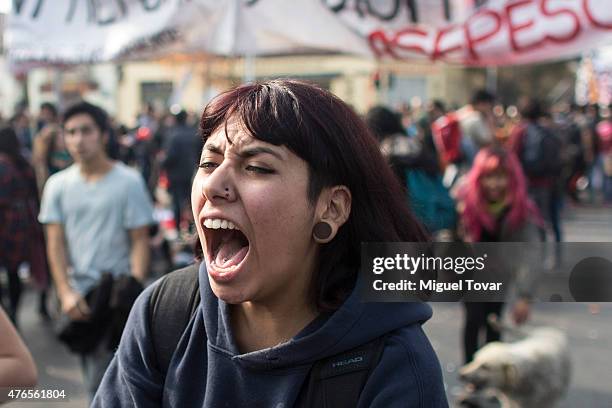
464;9;502;60
369;30;395;58
540;0;580;43
366;0;612;64
369;28;428;59
583;0;612;29
392;27;429;56
506;0;542;53
432;24;462;60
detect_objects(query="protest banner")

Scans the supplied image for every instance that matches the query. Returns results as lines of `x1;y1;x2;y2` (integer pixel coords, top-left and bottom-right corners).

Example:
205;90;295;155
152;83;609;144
4;0;612;66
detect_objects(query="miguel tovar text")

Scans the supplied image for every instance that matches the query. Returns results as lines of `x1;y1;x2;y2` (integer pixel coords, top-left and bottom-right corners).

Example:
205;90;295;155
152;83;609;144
373;279;503;292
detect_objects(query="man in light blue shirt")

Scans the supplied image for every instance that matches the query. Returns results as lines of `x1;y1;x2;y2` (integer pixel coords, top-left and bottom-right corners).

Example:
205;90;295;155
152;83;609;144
39;102;154;400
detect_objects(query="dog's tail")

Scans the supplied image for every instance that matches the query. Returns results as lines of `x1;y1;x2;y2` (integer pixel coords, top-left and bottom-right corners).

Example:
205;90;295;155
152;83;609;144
487;314;528;338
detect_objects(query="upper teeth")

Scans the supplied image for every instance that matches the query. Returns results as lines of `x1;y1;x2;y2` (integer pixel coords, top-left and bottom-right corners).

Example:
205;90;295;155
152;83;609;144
204;218;238;230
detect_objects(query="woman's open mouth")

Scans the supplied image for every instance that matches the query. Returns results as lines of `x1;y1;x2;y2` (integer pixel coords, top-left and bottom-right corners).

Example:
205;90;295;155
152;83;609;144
203;218;250;281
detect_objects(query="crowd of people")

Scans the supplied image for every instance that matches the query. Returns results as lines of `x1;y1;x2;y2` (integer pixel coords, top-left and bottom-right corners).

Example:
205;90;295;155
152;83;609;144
0;81;611;405
370;91;612;238
0;99;203;400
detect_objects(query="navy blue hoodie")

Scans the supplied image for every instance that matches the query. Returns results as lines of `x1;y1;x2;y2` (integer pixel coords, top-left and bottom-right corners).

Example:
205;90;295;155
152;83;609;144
93;264;448;407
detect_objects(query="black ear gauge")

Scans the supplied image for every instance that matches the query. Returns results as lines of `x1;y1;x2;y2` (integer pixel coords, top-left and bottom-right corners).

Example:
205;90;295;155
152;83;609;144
313;222;332;240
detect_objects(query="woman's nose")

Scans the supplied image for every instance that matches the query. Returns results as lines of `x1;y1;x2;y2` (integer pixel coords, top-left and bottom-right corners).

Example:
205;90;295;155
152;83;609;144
200;164;236;203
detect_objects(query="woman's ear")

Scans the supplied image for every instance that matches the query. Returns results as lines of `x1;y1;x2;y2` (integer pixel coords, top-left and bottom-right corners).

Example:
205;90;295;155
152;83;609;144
313;186;351;243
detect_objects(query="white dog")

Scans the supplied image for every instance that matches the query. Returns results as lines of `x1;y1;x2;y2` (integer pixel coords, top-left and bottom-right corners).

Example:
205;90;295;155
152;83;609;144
458;323;571;408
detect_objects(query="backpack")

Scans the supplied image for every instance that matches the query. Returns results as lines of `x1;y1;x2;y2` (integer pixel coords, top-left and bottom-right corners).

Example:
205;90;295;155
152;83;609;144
406;169;457;233
520;123;562;178
431;112;463;166
148;264;386;407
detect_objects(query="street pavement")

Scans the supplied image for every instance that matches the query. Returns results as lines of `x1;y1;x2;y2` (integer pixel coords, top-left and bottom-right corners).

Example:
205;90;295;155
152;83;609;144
4;204;612;407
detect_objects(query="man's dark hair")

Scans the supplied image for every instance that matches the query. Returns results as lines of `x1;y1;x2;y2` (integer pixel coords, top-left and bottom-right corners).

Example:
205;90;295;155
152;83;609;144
519;98;544;121
62;101;109;134
364;105;405;141
196;80;427;311
431;99;446;113
471;89;495;105
40;102;58;119
174;110;188;125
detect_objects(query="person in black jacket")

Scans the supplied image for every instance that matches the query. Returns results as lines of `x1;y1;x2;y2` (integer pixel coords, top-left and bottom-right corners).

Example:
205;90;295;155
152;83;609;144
161;110;202;229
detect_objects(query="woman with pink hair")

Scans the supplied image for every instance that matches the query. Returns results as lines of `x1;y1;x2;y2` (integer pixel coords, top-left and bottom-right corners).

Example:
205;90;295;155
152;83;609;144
457;146;541;363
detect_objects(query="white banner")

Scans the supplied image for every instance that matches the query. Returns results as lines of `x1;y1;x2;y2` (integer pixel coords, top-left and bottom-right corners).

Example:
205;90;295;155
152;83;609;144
5;0;195;63
4;0;612;66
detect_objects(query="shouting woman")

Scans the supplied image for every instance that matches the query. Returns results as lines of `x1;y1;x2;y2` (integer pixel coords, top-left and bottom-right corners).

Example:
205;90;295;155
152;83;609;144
93;80;448;407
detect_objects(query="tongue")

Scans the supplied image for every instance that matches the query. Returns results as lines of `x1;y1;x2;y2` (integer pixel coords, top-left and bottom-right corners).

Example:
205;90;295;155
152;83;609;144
215;236;248;268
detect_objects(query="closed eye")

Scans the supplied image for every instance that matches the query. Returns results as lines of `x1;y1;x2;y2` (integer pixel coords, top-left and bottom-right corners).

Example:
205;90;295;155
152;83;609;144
198;162;219;171
246;165;274;174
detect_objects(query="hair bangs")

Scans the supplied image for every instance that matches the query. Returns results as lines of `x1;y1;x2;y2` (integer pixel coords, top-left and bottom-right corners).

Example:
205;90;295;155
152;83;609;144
237;83;303;148
480;154;504;176
200;82;302;149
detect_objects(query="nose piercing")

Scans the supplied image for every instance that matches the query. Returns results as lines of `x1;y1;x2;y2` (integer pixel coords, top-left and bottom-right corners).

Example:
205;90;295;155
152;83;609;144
224;187;230;198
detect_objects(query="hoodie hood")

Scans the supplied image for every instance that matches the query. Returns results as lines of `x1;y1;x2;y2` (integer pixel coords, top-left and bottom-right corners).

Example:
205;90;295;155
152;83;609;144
198;262;432;371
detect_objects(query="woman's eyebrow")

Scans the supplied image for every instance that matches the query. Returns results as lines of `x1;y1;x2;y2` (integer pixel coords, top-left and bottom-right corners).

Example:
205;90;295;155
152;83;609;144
237;146;284;160
204;144;223;155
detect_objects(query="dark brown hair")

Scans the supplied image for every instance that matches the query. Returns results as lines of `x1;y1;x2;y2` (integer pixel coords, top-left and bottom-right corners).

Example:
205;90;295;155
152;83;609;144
196;79;427;310
62;101;110;134
0;127;29;170
0;127;37;195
